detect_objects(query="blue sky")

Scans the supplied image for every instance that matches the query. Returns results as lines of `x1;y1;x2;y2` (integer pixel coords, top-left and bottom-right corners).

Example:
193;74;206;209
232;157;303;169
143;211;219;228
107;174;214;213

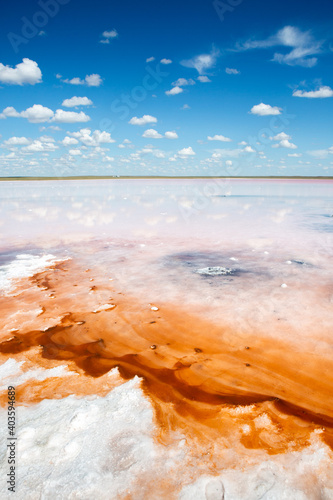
0;0;332;177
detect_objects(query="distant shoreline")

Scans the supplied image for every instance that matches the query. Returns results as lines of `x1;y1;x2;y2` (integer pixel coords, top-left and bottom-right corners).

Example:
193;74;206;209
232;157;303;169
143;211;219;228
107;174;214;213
1;176;333;181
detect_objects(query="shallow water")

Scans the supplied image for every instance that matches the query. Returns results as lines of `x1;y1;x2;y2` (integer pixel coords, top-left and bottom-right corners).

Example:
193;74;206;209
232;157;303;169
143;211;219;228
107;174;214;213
0;179;333;499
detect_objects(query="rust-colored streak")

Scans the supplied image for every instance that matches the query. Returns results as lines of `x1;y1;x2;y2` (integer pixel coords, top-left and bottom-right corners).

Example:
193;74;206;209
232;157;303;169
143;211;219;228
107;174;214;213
1;259;333;456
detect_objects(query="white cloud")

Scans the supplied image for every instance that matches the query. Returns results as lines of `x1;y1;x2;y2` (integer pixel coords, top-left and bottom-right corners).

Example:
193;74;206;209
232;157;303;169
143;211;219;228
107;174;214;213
288;153;302;157
85;74;102;87
181;104;190;110
68;128;115;146
69;149;82;156
207;135;232;142
39;125;62;133
244;146;255;152
293;85;333;98
63;74;102;87
212;148;249;158
165;131;178;139
63;77;84;85
0;58;42;85
273;132;291;141
146;57;155;63
142;129;163;139
225;160;233;166
178;147;195;156
0;106;21;118
3;136;30;146
52;110;90;123
197;75;211;82
160;59;172;64
250;103;281;116
100;30;118;44
172;78;195;86
62;96;93;107
225;68;240;75
272;139;297;149
23;140;58;152
180;49;219;74
238;141;247;146
62;136;79;146
165;86;183;96
102;29;118;38
39;135;55;143
236;26;323;68
22;105;54;123
129;115;157;126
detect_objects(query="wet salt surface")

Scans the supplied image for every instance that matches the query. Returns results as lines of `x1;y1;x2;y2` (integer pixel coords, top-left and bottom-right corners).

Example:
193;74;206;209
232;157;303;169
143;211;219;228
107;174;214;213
0;179;333;498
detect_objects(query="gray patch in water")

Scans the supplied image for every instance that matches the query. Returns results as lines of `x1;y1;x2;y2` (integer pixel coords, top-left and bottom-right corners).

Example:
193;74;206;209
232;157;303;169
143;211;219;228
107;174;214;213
195;267;235;276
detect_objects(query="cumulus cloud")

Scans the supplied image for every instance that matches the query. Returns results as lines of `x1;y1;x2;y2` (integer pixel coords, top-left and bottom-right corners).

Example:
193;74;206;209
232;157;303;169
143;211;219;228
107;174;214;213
62;96;93;107
23;140;58;152
165;86;183;96
100;29;118;43
69;149;82;156
172;78;195;87
225;68;240;75
288;153;302;157
236;26;323;67
271;131;297;149
0;104;91;124
273;132;291;141
63;74;102;87
85;74;102;87
129;115;157;126
0;58;42;85
250;103;281;116
197;75;211;82
244;145;255;152
160;58;172;64
178;146;195;156
180;49;219;74
52;110;91;123
62;136;79;146
293;85;333;98
146;57;155;63
211;148;257;158
0;106;21;118
165;131;178;139
142;129;163;139
207;135;232;142
3;136;30;146
272;139;297;149
68;128;115;146
20;105;53;123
